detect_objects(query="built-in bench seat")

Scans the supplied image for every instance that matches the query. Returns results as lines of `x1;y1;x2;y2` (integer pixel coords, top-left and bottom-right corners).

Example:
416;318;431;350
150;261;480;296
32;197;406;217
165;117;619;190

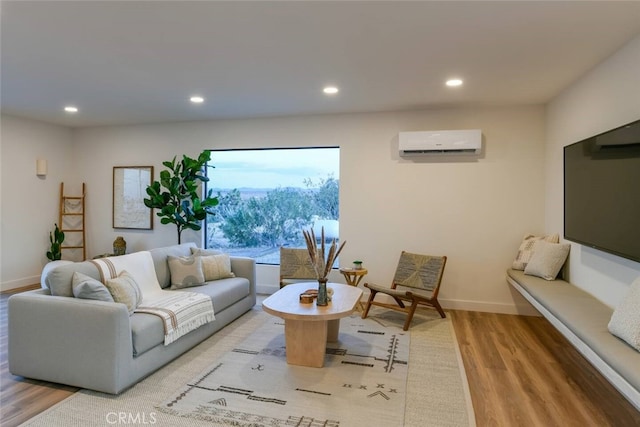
507;269;640;411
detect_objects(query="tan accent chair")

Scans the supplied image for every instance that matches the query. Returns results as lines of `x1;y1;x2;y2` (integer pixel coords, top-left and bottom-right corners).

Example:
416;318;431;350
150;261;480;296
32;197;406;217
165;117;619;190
279;247;316;288
361;251;447;330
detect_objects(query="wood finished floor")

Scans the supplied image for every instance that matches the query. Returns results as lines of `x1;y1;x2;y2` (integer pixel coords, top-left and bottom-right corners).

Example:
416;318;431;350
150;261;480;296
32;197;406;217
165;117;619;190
451;310;640;426
1;289;639;426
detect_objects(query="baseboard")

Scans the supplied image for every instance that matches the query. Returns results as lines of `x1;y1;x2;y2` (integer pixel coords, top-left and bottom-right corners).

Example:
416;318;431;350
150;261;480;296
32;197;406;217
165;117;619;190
1;275;40;293
256;283;279;295
437;298;541;316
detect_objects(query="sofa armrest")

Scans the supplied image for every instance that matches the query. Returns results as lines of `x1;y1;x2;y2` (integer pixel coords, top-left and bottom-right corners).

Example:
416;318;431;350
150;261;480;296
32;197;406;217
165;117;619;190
230;256;256;295
8;291;133;393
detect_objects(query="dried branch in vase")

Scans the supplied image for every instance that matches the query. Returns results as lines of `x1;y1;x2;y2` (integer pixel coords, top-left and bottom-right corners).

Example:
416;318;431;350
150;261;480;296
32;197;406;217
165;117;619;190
302;227;346;280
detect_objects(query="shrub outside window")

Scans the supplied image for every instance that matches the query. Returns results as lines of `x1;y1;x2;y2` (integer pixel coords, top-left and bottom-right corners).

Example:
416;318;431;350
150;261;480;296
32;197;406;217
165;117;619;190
205;147;340;265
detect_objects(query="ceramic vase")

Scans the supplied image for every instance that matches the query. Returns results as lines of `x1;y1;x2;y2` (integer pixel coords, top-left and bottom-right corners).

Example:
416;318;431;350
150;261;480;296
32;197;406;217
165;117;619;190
113;236;126;256
317;278;328;306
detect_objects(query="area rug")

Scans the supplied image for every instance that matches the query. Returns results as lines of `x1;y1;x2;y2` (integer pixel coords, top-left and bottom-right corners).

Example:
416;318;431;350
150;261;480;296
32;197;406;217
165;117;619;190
21;305;475;427
159;314;409;426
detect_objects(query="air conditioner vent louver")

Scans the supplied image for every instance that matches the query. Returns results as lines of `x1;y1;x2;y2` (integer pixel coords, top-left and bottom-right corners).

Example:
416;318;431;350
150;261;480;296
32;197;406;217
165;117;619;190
402;149;477;154
399;129;482;156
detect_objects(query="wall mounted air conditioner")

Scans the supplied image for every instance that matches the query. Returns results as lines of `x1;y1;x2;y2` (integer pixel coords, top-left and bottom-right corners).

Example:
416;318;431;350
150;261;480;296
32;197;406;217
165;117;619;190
399;129;482;156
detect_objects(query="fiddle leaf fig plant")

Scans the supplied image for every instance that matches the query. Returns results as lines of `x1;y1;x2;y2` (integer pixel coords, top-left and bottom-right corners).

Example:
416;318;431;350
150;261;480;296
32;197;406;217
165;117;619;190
46;223;65;261
144;150;219;244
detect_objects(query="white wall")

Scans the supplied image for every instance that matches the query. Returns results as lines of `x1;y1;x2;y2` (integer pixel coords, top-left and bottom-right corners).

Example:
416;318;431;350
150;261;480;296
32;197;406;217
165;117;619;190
1;115;74;291
3;37;637;311
546;34;640;307
70;105;545;313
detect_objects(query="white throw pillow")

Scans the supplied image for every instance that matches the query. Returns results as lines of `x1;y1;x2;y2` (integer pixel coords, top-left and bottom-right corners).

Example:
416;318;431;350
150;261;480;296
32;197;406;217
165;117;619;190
200;254;235;281
168;255;205;289
524;241;570;281
512;233;559;270
608;276;640;351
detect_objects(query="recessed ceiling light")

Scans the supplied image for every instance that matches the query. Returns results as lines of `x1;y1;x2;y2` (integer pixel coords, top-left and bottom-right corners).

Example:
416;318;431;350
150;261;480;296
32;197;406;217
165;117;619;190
323;86;339;95
190;96;205;103
446;79;463;87
64;106;78;113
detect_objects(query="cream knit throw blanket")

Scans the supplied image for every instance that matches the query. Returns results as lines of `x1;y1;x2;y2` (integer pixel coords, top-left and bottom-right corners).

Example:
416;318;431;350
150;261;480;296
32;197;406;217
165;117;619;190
91;251;215;345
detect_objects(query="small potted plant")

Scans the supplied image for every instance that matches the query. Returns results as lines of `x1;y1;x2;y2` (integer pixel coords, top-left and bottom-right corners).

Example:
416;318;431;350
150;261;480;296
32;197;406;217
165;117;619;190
41;223;69;288
46;223;65;261
353;260;363;270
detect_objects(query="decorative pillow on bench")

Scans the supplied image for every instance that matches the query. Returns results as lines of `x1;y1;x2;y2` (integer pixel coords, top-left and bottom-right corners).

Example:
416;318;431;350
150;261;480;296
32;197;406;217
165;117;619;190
523;241;570;281
512;233;559;271
608;276;640;352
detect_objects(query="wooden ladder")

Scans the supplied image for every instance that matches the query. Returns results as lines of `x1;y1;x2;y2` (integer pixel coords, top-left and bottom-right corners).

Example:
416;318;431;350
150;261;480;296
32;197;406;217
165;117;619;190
59;182;86;261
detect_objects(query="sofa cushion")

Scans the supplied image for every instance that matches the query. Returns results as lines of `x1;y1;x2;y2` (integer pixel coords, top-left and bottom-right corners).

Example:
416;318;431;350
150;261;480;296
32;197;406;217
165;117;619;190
191;247;223;256
200;254;235;281
41;260;74;289
130;277;251;357
182;277;251;312
608;276;640;352
46;261;101;297
72;272;114;302
105;271;143;314
149;243;196;289
130;312;165;357
168;255;206;289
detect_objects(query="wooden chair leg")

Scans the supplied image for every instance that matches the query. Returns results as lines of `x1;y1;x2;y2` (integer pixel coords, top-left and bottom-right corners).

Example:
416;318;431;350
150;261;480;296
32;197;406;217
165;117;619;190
361;289;377;319
404;300;419;331
432;299;446;318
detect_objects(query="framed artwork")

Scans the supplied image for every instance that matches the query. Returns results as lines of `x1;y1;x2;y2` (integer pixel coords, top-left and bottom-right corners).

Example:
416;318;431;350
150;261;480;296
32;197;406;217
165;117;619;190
113;166;154;229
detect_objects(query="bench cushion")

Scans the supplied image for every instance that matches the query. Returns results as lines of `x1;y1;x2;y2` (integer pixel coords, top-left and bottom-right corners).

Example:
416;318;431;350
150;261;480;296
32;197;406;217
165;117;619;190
507;269;640;397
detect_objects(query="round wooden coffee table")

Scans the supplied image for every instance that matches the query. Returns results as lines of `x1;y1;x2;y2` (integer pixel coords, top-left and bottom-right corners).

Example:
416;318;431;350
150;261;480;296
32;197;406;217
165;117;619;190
262;282;363;368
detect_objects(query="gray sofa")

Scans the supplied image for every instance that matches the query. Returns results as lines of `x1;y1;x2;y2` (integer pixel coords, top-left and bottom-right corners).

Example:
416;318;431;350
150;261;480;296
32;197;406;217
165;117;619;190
8;242;256;394
507;269;640;411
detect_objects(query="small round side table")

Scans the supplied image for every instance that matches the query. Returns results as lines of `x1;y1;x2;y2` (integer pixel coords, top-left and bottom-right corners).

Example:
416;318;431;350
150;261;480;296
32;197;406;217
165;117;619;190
339;267;368;311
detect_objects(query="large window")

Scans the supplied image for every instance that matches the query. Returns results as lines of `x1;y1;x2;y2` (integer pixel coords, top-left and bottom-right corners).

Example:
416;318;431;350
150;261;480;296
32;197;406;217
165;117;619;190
205;147;340;264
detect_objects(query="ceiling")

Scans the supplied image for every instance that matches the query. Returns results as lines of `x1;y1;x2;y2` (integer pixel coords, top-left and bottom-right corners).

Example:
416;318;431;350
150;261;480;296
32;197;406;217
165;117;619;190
2;1;640;128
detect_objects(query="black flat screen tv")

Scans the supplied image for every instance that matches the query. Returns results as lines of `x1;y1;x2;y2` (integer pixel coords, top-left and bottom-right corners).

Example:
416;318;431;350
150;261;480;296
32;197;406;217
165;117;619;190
564;119;640;263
